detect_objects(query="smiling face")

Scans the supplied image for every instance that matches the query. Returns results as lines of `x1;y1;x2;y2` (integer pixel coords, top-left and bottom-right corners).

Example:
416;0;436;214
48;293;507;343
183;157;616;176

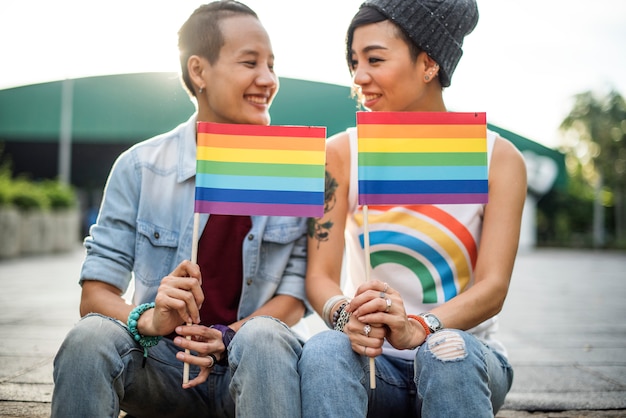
349;20;435;112
194;14;278;126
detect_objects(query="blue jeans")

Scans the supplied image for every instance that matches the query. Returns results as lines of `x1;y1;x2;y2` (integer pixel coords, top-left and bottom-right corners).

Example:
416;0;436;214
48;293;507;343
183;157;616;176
229;316;304;417
299;329;513;418
52;314;303;418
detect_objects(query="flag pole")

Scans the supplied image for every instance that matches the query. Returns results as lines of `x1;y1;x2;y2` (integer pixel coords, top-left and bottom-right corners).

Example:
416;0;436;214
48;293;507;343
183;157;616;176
362;204;376;389
183;212;200;385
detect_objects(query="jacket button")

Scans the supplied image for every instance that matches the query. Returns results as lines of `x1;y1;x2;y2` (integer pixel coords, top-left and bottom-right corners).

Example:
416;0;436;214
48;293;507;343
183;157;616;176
246;279;253;285
154;232;160;239
247;234;254;240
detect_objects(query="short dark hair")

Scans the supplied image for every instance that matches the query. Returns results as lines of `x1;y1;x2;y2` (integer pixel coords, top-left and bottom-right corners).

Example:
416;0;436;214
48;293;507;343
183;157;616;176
345;5;422;75
178;1;258;96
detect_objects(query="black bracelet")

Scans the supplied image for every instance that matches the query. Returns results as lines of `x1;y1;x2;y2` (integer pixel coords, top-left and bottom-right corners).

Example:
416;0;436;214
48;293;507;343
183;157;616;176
210;324;236;365
333;304;351;333
332;302;348;329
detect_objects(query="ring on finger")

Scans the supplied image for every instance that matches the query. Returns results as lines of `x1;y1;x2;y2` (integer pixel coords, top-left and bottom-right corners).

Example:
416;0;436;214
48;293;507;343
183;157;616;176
207;353;217;368
383;282;389;293
379;291;386;298
384;297;392;313
363;324;371;337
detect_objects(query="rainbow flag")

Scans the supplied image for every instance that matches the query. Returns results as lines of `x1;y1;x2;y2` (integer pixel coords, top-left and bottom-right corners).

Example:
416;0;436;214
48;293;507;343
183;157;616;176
195;122;326;217
357;111;488;205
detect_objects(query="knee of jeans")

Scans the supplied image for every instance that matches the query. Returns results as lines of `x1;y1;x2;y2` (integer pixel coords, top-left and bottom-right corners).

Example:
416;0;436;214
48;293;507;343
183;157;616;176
236;316;287;343
74;314;124;341
58;314;125;359
301;330;349;362
232;316;294;355
424;330;467;362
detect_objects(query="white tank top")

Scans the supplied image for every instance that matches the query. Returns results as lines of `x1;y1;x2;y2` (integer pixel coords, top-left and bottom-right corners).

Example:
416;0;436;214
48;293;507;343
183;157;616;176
344;127;507;359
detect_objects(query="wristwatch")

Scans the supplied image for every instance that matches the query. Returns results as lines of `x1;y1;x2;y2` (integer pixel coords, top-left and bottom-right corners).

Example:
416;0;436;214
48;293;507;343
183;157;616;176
419;313;444;333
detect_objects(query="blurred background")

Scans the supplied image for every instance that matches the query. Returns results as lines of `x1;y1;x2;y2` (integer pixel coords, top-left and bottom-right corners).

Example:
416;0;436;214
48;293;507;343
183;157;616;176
1;0;625;256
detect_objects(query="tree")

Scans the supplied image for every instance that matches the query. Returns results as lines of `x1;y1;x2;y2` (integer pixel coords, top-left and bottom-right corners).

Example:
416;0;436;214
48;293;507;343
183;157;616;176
559;89;626;247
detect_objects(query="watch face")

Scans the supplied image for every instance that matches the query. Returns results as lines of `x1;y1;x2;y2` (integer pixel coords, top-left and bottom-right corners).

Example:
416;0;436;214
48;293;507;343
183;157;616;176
424;314;442;331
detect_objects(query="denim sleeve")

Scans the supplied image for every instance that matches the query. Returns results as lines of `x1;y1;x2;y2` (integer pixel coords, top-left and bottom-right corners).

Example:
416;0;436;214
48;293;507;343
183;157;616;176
79;149;139;293
275;228;313;316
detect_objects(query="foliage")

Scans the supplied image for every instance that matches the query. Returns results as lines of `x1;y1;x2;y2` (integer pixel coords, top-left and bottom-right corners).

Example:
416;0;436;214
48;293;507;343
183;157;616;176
41;179;77;209
536;170;595;247
558;88;626;247
0;162;11;206
560;89;626;190
9;177;51;211
0;148;76;210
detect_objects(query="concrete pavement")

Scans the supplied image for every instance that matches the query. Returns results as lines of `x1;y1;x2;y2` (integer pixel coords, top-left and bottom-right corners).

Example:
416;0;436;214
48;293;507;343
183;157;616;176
1;245;625;417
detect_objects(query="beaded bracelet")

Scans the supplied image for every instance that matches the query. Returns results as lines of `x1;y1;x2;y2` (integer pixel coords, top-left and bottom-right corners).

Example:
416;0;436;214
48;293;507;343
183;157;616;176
323;295;348;328
127;302;162;367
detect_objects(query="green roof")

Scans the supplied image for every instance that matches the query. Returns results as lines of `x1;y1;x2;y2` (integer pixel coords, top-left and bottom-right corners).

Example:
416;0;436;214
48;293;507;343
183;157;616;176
0;72;356;143
0;72;566;190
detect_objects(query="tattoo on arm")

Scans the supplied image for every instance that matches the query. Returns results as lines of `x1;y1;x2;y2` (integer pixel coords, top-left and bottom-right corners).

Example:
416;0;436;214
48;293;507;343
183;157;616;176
307;170;338;248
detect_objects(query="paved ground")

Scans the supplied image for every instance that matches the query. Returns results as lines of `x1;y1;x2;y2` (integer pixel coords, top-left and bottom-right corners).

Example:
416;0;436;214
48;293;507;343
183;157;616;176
0;246;625;417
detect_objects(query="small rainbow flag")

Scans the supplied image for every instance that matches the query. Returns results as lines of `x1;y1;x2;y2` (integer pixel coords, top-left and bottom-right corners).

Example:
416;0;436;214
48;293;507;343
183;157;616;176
195;122;326;217
357;111;488;205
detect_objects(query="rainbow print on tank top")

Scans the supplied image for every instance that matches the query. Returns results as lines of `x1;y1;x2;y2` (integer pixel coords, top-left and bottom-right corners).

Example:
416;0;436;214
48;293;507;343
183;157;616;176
353;204;479;304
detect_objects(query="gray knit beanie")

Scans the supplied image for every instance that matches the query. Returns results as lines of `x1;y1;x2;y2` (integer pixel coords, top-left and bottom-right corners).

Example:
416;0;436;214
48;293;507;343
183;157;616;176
361;0;479;87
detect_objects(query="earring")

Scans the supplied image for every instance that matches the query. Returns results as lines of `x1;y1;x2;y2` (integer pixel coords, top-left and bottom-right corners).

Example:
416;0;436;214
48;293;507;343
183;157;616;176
425;75;430;81
198;86;204;94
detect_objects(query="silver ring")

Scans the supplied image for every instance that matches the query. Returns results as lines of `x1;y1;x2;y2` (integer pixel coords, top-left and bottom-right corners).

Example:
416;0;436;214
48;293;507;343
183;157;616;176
363;324;371;337
379;291;386;298
385;298;392;313
208;353;217;368
383;282;389;292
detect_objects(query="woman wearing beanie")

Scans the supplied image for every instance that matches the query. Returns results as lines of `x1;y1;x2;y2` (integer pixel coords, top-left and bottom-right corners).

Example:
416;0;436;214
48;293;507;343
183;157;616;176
300;0;526;417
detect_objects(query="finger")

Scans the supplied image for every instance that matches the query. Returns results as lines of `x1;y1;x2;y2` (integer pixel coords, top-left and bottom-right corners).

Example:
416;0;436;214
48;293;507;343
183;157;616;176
159;281;203;324
354;280;389;296
351;341;383;358
182;367;210;389
349;284;393;314
171;260;202;282
207;353;217;368
384;297;392;313
175;349;217;369
174;324;215;338
174;336;222;356
155;290;197;324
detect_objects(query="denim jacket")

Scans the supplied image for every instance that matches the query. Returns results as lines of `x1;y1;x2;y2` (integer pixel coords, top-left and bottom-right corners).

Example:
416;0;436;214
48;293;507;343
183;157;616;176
81;114;309;320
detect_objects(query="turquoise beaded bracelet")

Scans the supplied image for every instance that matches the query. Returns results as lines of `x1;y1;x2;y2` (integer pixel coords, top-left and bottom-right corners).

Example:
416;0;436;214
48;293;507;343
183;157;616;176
127;302;162;365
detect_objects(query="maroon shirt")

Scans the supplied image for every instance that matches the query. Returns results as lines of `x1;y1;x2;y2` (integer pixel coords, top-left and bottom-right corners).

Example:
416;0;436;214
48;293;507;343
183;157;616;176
197;214;252;326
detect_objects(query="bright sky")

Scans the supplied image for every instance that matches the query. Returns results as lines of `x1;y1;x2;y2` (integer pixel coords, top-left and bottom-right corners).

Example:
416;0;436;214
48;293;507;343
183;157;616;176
1;0;625;148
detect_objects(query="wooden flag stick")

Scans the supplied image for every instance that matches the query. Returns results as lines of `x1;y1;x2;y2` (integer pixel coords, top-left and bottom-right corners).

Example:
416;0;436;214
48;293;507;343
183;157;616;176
183;212;201;385
362;205;376;389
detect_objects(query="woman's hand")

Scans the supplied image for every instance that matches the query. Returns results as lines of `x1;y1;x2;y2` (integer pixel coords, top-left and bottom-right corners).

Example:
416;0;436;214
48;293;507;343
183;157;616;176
174;324;225;388
342;310;386;358
348;280;426;350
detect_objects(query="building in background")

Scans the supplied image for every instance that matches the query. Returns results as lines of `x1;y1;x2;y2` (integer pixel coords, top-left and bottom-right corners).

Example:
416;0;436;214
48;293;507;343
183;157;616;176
0;72;566;250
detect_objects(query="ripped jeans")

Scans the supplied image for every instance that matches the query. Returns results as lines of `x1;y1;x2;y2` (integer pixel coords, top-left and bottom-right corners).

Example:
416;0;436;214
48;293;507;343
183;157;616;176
299;329;513;418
